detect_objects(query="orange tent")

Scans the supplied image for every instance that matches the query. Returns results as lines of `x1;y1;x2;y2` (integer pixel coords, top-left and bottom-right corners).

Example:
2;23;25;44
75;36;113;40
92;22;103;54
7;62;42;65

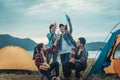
104;35;120;75
88;29;120;76
0;46;38;72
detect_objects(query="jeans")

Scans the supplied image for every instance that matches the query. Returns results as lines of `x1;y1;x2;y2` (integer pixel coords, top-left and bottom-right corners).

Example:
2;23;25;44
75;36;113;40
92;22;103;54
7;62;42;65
39;61;59;80
60;52;70;76
48;51;58;63
60;52;70;64
63;62;85;78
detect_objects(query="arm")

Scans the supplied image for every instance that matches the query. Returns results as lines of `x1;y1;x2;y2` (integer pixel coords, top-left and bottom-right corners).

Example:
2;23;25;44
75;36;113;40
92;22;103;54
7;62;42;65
68;18;73;34
35;54;42;68
35;54;50;70
46;35;60;53
67;33;77;47
39;65;50;71
46;45;56;53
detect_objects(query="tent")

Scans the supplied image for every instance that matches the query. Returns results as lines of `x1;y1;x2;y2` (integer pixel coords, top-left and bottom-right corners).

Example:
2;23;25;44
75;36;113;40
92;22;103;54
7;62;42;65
0;46;38;73
88;29;120;76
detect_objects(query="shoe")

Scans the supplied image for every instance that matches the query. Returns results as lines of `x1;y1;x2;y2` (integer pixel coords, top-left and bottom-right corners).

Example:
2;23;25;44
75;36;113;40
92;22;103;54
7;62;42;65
52;77;57;80
63;77;71;80
56;77;60;80
75;78;80;80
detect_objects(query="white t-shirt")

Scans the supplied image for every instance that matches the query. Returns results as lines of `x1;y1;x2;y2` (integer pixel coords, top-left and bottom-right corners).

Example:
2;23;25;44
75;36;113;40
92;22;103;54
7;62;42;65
41;52;47;63
60;37;72;54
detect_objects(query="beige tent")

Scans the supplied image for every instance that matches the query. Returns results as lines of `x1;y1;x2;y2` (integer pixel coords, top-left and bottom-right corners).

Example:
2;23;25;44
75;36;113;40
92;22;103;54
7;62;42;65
0;46;38;72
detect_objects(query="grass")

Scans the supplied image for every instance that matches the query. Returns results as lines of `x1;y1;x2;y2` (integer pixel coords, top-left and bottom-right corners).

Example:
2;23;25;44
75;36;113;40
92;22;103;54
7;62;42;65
0;73;119;80
0;73;39;80
0;58;119;80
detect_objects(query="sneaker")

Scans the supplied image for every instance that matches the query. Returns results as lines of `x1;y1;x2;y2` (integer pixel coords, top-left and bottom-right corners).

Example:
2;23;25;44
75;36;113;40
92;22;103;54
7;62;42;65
52;77;57;80
63;77;71;80
75;78;80;80
56;77;60;80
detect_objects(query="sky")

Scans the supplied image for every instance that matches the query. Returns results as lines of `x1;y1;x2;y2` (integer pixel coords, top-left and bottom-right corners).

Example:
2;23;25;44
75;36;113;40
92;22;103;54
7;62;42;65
0;0;120;44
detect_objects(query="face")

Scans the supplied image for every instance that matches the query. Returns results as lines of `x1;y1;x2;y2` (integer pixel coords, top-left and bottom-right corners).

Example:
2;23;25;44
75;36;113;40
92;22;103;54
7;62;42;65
50;26;56;32
60;26;65;33
43;45;47;50
41;45;47;51
77;40;83;47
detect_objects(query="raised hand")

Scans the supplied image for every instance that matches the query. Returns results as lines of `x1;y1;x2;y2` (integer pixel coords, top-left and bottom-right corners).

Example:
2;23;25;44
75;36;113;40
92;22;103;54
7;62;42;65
56;35;60;41
54;23;57;29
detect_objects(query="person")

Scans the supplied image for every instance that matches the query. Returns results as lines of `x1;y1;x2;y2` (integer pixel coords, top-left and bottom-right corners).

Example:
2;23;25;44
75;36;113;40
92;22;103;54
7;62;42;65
63;37;88;80
34;35;60;80
46;23;58;63
57;22;76;78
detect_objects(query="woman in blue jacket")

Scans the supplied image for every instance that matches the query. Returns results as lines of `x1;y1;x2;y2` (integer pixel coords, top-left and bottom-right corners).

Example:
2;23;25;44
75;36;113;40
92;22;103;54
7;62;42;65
46;23;58;63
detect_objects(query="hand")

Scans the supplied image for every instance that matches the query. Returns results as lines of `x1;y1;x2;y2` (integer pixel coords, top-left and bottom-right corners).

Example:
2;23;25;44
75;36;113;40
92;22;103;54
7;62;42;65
69;58;75;63
56;35;60;41
53;35;60;46
39;64;50;71
70;52;75;58
42;63;50;68
54;23;57;29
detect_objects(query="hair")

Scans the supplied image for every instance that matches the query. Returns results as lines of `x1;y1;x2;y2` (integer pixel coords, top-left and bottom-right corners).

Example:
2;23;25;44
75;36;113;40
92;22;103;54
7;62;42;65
79;37;86;46
33;43;43;60
59;24;64;28
36;43;44;52
49;24;54;32
75;37;86;54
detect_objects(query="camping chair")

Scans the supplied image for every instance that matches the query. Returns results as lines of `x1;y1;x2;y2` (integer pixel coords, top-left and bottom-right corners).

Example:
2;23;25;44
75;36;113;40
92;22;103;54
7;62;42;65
71;62;88;80
39;69;56;80
72;70;85;80
39;72;48;80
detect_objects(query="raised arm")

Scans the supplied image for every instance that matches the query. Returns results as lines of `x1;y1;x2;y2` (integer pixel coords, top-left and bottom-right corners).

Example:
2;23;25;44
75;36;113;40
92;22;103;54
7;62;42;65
46;35;60;52
68;17;73;34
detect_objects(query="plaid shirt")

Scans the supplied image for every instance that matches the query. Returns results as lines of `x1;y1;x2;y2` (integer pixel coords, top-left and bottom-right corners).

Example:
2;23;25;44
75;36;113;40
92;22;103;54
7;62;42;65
35;45;56;68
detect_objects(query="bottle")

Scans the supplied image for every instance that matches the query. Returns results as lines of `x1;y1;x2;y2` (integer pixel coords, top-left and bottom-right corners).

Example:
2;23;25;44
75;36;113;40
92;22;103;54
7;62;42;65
65;14;69;20
57;31;60;36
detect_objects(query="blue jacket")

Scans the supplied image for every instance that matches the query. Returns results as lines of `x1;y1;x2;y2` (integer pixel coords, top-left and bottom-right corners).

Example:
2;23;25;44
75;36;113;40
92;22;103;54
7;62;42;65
58;33;75;51
46;32;56;48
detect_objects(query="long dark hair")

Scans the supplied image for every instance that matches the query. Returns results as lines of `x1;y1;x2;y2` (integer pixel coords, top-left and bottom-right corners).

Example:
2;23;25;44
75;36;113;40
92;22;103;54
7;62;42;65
49;24;54;32
33;43;43;60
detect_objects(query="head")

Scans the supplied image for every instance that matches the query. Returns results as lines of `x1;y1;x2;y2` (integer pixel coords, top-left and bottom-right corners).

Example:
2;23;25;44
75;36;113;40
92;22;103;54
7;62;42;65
49;24;56;32
36;43;47;52
59;24;65;33
77;37;86;48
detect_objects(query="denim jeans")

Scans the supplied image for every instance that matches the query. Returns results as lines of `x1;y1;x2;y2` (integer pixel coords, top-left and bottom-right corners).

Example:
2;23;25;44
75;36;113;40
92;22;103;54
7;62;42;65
60;52;70;76
60;52;70;64
63;62;85;78
48;51;58;63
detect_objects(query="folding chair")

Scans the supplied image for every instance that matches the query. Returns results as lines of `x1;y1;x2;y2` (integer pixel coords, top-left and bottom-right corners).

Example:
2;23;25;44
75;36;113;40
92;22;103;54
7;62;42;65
72;70;85;80
39;72;48;80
